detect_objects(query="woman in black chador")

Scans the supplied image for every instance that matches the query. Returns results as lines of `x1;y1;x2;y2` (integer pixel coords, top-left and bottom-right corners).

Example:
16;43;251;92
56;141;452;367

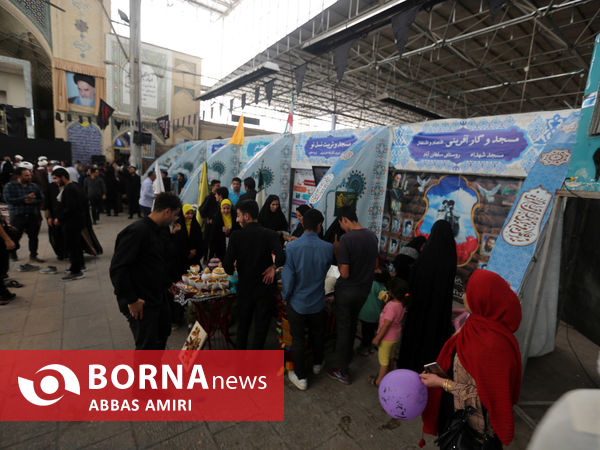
397;220;457;373
258;195;289;236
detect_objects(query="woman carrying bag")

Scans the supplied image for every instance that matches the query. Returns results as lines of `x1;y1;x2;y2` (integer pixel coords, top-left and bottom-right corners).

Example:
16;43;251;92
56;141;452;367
419;269;522;449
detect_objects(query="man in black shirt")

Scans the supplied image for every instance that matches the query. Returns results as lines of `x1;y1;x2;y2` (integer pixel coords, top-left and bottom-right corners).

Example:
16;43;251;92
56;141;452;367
238;177;256;203
52;168;87;280
44;169;66;260
126;166;141;219
110;192;182;350
328;206;378;385
224;200;284;350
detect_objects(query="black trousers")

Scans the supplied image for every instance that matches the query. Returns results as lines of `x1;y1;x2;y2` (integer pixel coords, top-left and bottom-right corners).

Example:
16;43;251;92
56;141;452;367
126;300;171;350
64;223;84;273
128;196;140;217
236;290;275;350
286;304;326;380
48;223;66;259
140;205;152;217
360;320;378;349
11;213;41;257
333;289;369;372
0;239;10;296
89;196;102;222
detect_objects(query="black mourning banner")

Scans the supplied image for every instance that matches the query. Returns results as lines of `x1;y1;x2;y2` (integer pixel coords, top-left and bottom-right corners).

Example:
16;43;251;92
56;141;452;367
55;112;63;123
156;115;170;140
391;5;421;58
97;100;115;130
254;85;260;104
241;93;246;109
488;0;505;20
67;114;72;122
265;79;275;105
295;63;307;95
211;106;214;119
333;39;357;83
230;98;234;112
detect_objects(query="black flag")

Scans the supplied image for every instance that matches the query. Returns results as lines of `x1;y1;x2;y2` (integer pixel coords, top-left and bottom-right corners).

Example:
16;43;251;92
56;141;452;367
265;79;275;105
333;39;357;83
156;115;170;140
391;5;420;58
230;98;234;112
55;112;63;123
254;85;260;104
488;0;505;20
295;63;307;95
241;93;246;109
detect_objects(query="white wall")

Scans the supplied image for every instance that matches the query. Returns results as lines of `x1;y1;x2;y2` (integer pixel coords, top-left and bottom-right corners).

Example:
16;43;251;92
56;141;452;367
0;71;26;107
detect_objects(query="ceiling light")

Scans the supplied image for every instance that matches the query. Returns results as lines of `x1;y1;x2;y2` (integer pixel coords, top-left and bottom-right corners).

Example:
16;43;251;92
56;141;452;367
377;95;443;119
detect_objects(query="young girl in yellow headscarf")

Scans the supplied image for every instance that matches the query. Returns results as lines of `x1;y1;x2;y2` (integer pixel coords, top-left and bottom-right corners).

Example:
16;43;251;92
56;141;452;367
209;198;239;261
182;204;195;236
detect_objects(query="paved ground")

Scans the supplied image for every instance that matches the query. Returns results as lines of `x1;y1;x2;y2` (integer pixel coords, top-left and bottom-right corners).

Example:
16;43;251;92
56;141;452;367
0;214;599;449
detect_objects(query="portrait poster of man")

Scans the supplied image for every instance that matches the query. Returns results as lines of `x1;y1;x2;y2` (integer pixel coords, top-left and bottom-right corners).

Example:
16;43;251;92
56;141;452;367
334;191;358;216
67;72;96;107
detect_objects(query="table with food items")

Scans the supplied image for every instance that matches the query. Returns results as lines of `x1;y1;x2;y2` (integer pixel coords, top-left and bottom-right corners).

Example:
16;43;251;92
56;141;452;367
175;263;237;348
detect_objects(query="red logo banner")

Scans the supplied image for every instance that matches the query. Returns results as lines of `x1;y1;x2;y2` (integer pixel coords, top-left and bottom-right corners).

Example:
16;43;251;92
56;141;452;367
0;351;283;421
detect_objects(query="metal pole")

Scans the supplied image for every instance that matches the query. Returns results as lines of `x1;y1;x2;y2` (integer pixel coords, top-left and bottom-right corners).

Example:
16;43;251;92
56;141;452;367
129;0;142;170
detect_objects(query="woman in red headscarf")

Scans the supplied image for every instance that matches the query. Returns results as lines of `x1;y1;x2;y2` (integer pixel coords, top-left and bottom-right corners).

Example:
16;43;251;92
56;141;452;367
419;269;522;448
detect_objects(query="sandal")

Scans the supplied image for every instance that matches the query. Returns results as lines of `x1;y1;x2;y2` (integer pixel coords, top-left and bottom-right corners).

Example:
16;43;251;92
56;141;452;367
7;280;24;288
367;375;378;386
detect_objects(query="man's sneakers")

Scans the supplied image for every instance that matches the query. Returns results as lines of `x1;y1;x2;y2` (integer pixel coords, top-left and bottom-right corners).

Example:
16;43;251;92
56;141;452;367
288;370;307;391
29;256;45;263
17;263;39;272
64;266;87;274
0;292;16;305
312;364;323;375
40;266;58;274
62;272;85;281
327;368;351;385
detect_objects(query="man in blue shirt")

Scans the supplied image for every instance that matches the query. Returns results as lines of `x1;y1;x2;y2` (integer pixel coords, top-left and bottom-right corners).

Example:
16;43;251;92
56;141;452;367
282;208;334;390
228;177;242;206
139;171;156;217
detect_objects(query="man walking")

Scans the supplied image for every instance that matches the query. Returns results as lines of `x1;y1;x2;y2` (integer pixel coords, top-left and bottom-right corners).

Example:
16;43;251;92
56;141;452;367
83;168;106;225
282;209;334;390
44;168;66;260
223;200;284;350
52;168;87;281
126;166;141;218
327;206;378;385
110;192;182;350
139;171;156;217
2;167;44;263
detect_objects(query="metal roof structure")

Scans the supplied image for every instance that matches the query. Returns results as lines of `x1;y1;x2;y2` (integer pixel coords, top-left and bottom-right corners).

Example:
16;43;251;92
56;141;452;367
184;0;243;17
200;0;600;129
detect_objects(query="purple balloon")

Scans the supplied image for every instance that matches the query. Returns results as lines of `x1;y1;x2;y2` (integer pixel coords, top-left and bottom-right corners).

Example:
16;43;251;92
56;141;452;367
378;369;428;420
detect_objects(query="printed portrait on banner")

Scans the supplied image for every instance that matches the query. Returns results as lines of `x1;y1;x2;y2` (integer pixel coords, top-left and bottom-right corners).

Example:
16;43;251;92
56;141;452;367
67;72;96;108
380;169;523;294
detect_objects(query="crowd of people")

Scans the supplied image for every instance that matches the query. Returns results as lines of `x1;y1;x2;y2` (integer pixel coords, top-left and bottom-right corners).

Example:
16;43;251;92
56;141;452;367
0;152;523;447
107;170;522;448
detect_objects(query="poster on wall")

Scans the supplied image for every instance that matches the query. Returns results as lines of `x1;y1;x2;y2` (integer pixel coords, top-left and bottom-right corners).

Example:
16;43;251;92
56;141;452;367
66;72;95;108
290;169;316;231
380;169;522;292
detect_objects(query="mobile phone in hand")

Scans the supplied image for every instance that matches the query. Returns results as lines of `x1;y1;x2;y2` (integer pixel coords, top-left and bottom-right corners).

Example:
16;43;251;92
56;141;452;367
423;362;448;378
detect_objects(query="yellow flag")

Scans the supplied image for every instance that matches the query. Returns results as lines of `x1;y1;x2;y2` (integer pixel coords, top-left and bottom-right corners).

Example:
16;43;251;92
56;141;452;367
229;115;244;145
196;161;209;229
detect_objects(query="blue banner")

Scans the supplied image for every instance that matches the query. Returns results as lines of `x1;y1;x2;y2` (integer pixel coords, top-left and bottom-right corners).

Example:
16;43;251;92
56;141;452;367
310;127;392;236
304;135;357;158
167;141;207;179
409;127;527;163
487;111;579;292
392;110;574;177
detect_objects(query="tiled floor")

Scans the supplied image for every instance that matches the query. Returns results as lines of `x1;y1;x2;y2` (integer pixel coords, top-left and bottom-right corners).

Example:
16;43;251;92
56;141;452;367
0;214;598;449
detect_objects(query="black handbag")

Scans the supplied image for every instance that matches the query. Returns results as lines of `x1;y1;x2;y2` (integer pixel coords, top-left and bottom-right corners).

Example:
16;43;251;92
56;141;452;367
435;406;502;450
